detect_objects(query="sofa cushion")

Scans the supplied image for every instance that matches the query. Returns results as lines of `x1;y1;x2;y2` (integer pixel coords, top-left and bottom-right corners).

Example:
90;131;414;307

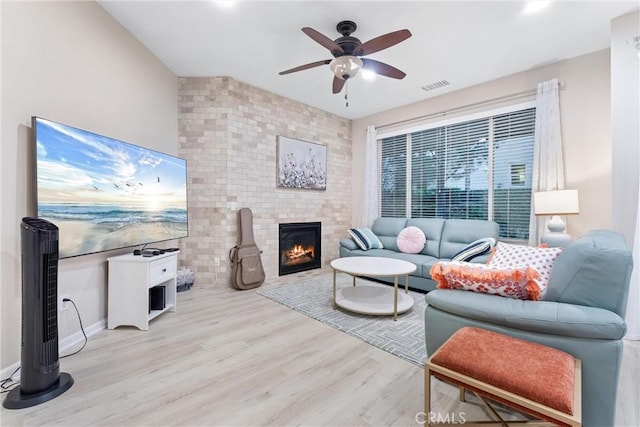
348;248;403;257
382;252;437;277
420;257;442;279
339;238;359;251
431;261;541;300
397;226;426;254
425;289;627;340
543;230;633;317
439;219;500;259
372;218;407;252
406;218;445;257
347;228;384;250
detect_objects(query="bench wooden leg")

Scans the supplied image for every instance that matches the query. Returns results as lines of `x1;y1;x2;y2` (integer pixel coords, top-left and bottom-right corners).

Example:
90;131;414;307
425;366;432;426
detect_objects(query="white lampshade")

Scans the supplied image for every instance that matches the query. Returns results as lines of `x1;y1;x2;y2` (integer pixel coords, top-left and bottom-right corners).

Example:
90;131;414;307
534;189;580;216
534;189;580;247
329;56;363;80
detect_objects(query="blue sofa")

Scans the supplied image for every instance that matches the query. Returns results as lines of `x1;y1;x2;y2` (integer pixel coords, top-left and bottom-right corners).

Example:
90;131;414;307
339;217;499;292
424;230;633;426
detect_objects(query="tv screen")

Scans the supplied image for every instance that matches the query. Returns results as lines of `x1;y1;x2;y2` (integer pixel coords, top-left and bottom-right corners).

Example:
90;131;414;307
33;117;188;259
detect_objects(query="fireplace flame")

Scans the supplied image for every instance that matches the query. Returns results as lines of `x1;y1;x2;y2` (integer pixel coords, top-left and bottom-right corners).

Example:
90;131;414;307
282;244;315;265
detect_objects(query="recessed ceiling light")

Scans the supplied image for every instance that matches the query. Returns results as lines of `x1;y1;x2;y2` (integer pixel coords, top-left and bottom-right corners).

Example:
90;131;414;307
213;0;236;9
523;1;551;14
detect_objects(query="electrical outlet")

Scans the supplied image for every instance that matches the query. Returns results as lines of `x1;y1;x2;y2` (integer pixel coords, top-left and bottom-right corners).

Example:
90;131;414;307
60;294;70;311
214;256;220;267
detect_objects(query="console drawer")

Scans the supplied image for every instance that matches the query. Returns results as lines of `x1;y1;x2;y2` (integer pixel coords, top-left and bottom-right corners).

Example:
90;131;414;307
149;258;176;286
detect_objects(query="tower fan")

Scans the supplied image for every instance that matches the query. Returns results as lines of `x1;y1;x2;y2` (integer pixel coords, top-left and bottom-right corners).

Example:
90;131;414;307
3;218;73;409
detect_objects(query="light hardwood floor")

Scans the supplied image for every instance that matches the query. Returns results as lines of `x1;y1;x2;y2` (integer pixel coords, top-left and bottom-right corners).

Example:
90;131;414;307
1;268;639;426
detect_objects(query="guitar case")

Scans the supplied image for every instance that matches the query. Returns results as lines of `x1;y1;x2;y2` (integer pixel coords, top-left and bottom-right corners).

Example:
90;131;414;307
229;208;265;290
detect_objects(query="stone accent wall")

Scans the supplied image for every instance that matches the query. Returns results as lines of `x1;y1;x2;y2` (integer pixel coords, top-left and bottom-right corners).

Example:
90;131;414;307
178;77;352;286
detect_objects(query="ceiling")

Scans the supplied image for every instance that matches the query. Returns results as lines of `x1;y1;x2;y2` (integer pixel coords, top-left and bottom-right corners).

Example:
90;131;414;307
97;1;638;120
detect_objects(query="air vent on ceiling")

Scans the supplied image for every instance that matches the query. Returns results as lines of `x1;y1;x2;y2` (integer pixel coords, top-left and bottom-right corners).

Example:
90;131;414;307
421;80;450;92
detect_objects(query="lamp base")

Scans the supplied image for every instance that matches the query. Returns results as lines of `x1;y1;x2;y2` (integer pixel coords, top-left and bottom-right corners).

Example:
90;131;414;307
540;215;572;248
540;232;572;248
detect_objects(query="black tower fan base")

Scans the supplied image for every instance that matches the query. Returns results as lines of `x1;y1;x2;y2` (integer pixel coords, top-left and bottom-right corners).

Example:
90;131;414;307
3;373;74;409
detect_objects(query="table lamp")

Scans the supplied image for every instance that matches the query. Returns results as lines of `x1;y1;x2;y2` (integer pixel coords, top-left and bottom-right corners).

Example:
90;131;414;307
533;189;580;247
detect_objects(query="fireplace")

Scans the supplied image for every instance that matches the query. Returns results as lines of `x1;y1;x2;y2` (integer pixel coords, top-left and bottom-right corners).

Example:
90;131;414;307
279;222;321;276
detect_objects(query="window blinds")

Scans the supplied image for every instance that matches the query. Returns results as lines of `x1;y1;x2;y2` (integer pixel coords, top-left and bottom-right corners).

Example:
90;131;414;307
380;134;407;218
492;108;535;239
379;106;536;240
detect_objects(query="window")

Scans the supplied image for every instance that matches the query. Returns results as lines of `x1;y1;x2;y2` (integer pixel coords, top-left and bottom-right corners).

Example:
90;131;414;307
511;164;526;186
379;106;535;240
380;134;407;217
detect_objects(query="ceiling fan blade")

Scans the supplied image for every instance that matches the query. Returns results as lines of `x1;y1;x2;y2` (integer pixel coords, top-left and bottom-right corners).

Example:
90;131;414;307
302;27;344;54
332;76;346;94
362;58;406;79
279;59;331;75
355;29;412;56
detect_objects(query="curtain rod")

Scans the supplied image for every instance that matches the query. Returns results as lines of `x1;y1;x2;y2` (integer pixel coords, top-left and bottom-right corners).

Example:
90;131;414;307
376;87;538;132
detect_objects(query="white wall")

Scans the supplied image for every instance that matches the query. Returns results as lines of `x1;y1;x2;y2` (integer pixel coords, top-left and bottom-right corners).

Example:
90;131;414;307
611;11;639;246
352;49;613;238
1;1;177;372
611;11;640;340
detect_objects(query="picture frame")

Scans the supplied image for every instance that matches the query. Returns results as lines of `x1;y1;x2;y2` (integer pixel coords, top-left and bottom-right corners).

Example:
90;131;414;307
277;136;327;190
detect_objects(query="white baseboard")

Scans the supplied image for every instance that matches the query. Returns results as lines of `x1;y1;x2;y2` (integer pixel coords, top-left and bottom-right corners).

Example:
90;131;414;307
59;318;106;357
1;318;106;383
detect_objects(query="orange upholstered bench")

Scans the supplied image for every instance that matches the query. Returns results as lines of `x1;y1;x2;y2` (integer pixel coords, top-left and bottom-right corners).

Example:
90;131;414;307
425;327;581;426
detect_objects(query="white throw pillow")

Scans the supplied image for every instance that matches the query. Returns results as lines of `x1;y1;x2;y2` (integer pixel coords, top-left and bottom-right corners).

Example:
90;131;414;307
488;242;562;294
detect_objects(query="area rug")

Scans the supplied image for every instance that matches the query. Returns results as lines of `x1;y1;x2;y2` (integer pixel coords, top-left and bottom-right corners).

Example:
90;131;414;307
257;274;427;367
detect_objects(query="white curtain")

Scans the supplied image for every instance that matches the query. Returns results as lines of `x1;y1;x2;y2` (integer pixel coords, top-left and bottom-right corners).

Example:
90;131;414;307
361;125;378;228
528;79;565;245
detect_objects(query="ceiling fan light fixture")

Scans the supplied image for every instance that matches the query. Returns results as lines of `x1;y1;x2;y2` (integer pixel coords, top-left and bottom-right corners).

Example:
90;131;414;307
279;21;411;96
329;56;363;80
361;69;377;81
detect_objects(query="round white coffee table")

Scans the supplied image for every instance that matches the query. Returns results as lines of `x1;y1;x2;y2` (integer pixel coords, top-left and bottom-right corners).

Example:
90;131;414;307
330;256;417;320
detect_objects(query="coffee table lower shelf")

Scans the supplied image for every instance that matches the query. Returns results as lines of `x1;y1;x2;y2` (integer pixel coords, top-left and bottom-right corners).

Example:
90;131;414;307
335;285;415;316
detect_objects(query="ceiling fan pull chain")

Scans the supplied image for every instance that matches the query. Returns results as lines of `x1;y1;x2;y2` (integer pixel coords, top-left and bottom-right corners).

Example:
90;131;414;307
345;81;349;107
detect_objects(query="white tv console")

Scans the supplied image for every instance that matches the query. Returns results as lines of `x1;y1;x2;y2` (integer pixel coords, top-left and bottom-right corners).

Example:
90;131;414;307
107;251;178;330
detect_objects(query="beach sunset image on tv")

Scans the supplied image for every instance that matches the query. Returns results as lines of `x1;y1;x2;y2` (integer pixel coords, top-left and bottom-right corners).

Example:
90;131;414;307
34;117;188;258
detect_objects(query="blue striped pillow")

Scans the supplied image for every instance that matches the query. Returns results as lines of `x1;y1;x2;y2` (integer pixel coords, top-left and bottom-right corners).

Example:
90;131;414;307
451;238;496;262
348;228;384;251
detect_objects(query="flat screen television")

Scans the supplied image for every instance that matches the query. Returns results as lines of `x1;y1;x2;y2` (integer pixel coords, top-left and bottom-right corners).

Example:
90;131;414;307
33;117;188;259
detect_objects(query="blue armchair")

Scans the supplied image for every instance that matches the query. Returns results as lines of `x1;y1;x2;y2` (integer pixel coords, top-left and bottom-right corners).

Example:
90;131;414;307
424;230;633;427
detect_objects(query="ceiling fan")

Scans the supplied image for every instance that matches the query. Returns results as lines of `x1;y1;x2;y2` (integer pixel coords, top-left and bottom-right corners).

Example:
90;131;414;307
279;20;412;94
